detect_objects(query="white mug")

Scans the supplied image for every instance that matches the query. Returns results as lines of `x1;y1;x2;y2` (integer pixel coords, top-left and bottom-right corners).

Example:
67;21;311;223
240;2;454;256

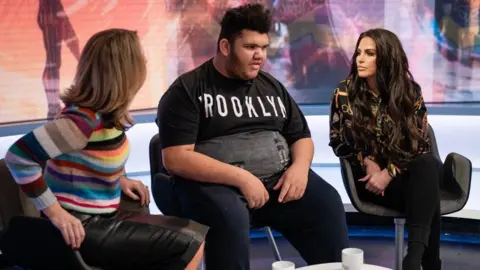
272;261;295;270
342;248;364;270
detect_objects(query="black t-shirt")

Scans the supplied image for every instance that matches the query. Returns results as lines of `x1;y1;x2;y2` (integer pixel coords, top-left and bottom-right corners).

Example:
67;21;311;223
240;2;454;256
157;59;311;149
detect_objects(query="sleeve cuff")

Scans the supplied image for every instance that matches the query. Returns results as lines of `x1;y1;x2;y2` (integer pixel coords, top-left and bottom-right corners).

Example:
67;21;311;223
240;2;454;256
286;133;312;146
387;163;399;178
358;152;374;166
31;188;58;210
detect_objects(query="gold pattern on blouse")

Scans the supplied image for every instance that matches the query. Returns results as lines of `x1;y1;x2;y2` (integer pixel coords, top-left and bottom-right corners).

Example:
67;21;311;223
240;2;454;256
329;80;431;177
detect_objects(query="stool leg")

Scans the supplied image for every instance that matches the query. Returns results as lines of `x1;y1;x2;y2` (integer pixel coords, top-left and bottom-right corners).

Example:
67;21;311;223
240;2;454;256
264;226;282;261
394;218;406;270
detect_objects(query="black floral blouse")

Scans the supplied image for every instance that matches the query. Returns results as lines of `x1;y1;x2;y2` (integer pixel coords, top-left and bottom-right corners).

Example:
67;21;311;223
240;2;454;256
328;80;431;177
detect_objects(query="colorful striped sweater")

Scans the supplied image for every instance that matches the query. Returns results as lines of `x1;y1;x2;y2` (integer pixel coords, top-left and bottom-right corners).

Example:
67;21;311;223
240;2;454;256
4;106;130;214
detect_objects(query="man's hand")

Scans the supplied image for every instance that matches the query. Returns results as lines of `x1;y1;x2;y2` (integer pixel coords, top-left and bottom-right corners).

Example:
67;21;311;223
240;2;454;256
121;177;150;206
273;163;309;203
238;171;270;209
359;169;391;195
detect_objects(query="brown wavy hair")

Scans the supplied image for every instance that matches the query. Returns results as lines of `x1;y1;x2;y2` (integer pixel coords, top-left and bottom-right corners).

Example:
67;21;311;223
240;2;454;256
347;28;426;161
61;28;146;130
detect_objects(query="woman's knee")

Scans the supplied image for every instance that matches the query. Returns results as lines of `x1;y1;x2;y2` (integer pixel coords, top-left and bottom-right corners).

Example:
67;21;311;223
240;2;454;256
407;154;443;191
409;153;443;173
414;153;440;163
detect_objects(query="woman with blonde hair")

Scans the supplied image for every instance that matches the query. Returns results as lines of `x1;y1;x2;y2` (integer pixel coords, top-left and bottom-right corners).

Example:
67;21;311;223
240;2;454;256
4;28;207;270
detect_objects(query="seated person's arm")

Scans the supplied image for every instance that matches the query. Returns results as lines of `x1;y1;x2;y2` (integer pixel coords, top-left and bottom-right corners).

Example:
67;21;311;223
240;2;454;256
279;85;314;170
290;138;314;169
328;84;371;165
268;80;314;203
4;107;97;248
5;107;95;211
157;81;254;188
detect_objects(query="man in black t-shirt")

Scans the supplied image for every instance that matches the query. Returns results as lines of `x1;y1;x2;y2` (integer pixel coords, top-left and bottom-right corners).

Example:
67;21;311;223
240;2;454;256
155;4;348;269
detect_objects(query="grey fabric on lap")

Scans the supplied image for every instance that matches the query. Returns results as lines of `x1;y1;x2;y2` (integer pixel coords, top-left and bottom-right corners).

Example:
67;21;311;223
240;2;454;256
194;131;291;180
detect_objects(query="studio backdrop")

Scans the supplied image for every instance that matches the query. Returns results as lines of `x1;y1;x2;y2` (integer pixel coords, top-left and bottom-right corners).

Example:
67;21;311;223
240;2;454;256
0;0;479;123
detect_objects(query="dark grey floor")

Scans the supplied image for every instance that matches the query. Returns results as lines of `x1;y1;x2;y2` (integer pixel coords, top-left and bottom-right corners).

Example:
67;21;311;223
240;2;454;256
250;237;480;270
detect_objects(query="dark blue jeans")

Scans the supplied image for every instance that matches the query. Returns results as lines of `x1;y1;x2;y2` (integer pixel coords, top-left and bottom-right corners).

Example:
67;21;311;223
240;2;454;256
154;169;349;270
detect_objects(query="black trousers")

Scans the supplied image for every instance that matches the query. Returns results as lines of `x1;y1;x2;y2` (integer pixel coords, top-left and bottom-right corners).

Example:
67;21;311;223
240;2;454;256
355;153;443;260
155;169;349;270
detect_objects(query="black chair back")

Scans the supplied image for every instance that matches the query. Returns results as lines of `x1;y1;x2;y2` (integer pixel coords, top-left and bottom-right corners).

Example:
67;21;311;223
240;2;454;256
0;159;41;238
148;134;168;181
427;124;441;161
149;134;182;216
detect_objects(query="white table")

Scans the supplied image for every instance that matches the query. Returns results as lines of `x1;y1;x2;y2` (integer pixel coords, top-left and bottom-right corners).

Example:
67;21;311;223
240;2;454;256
296;263;391;270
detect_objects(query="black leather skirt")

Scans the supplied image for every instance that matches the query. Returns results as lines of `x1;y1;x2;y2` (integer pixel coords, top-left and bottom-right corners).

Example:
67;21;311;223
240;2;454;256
74;210;208;270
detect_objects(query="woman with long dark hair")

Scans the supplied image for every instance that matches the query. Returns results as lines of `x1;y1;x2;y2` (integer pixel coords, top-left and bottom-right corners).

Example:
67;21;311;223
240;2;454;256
329;28;443;270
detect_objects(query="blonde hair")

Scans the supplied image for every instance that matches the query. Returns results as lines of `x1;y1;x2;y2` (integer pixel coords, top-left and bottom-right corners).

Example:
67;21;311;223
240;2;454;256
61;28;147;130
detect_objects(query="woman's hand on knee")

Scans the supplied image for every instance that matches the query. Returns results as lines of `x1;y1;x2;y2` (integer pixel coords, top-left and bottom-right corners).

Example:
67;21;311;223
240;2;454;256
43;202;85;249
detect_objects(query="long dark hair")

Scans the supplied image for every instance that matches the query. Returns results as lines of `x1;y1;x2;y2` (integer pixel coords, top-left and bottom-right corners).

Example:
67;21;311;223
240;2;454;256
347;28;425;161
